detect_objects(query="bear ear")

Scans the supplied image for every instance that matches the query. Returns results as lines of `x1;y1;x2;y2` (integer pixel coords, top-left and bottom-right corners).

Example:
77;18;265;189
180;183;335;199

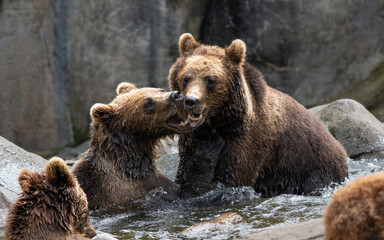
90;103;114;125
18;169;35;190
179;33;200;56
45;157;76;188
225;39;246;64
116;82;136;95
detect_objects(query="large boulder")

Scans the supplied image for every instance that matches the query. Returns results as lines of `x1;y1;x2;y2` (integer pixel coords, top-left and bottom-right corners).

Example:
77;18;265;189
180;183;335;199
310;99;384;158
243;218;324;240
0;0;73;155
0;136;46;227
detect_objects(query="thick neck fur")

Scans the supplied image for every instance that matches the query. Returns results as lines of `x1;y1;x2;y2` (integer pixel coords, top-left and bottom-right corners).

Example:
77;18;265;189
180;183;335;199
209;62;267;135
88;124;158;179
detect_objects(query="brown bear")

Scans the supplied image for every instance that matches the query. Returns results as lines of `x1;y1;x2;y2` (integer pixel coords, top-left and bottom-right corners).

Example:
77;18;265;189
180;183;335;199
4;157;96;240
72;82;186;209
168;33;348;197
324;172;384;240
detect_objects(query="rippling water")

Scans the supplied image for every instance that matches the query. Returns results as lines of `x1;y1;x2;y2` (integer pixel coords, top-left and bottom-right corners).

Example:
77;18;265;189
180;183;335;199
1;156;384;239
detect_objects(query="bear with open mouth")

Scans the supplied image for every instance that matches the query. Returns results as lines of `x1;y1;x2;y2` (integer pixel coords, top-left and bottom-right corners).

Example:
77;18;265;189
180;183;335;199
168;33;348;197
72;82;187;209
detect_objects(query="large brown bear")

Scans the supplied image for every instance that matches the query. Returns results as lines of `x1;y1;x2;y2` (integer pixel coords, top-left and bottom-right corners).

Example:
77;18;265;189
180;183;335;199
324;172;384;240
72;83;186;209
168;33;348;197
4;157;96;240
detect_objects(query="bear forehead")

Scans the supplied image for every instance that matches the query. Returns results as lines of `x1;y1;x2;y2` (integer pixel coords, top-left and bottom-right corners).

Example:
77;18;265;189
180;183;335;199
180;55;226;77
111;88;168;108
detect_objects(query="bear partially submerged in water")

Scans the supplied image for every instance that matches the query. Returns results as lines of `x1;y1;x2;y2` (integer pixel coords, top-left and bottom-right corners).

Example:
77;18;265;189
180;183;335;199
169;33;348;197
72;83;187;209
5;157;96;240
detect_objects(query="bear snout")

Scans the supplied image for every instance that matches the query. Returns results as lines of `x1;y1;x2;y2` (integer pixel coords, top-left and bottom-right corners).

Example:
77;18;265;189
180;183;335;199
169;91;184;102
185;95;199;110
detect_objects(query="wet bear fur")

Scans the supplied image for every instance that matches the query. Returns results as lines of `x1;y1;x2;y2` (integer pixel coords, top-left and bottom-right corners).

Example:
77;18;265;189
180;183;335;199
169;33;348;197
4;157;96;240
72;83;181;209
324;171;384;240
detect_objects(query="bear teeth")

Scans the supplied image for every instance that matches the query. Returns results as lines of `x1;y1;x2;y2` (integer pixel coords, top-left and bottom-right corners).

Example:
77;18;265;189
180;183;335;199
188;113;202;121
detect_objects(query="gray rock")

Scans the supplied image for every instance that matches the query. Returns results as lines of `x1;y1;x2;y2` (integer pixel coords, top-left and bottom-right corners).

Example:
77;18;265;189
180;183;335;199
0;0;73;154
0;136;47;227
203;0;384;109
309;99;384;158
57;140;90;164
243;218;324;240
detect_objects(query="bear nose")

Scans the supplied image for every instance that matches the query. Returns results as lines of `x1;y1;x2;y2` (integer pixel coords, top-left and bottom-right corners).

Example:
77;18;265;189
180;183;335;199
169;91;184;102
185;96;199;110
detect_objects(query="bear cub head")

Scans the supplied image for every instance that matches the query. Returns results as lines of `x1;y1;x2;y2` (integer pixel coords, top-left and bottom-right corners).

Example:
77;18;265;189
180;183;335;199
168;33;247;131
91;82;185;136
5;157;96;240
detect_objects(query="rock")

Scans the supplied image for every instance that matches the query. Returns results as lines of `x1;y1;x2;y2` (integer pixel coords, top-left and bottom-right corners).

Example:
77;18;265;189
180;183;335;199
180;212;245;236
57;140;90;166
309;99;384;158
332;62;384;122
243;218;324;240
0;136;47;227
202;0;384;110
92;232;118;240
0;0;73;154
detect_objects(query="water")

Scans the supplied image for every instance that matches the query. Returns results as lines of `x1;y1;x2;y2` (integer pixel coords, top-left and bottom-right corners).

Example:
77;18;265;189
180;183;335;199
1;156;384;239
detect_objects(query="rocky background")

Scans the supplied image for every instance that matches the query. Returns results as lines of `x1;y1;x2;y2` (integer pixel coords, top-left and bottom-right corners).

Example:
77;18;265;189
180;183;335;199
0;0;383;156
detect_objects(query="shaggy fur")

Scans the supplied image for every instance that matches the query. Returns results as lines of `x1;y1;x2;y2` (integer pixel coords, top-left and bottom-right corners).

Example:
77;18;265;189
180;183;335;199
72;83;181;209
4;157;96;240
169;33;348;197
324;172;384;240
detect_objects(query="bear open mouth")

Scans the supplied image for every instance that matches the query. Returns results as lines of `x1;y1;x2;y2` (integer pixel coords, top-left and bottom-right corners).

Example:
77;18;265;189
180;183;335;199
166;112;204;132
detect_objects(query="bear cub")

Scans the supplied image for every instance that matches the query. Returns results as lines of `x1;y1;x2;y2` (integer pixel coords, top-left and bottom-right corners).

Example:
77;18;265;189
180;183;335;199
324;172;384;240
4;157;96;240
72;83;185;209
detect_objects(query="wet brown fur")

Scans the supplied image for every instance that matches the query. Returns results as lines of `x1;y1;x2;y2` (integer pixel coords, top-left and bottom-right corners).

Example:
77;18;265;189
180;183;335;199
169;33;348;197
324;172;384;240
4;157;96;240
72;83;179;209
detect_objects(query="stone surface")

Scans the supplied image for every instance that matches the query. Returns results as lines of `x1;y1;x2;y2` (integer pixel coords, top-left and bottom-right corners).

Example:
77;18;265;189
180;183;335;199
309;99;384;158
0;136;47;228
244;218;324;240
333;61;384;121
202;0;384;108
0;0;73;154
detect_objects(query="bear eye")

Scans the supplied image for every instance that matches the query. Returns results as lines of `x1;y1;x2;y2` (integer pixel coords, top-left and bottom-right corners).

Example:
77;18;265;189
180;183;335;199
183;76;191;86
205;76;217;88
143;99;154;112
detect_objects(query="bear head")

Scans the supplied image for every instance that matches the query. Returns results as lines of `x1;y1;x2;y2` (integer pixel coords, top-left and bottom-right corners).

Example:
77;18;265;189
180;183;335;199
5;157;96;240
90;82;185;136
168;33;248;131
